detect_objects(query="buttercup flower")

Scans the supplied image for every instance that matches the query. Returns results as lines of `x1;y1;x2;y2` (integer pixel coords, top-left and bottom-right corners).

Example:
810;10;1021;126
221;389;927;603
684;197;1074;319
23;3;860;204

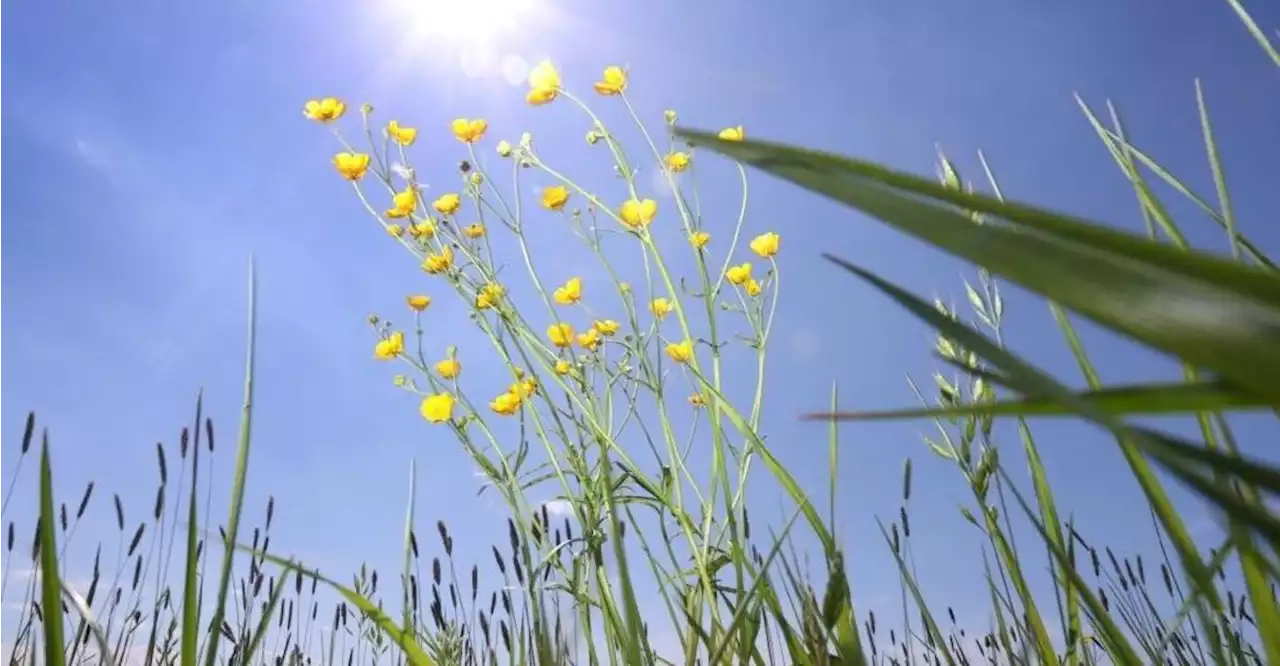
387;120;418;146
462;223;486;239
497;140;513;157
593;319;620;336
664;109;678;125
374;331;405;360
750;232;780;258
422;246;454;274
718;126;745;141
513;378;538;398
451;118;489;144
490;391;522;416
665;152;690;173
386;224;404;237
547;322;575;347
688;394;706;408
619;198;658;229
433;193;461;215
690;231;710;249
475;283;505;310
420;393;456;423
555;360;572;375
541;185;570;211
650;298;673;320
593;66;628;96
386;188;418;218
576;328;601;351
665;340;694;364
407;295;432;311
304;98;346;123
553;277;582;306
725;262;752;285
526;60;561;105
745;279;762;297
408;221;436;239
333;152;371;180
435;358;461;379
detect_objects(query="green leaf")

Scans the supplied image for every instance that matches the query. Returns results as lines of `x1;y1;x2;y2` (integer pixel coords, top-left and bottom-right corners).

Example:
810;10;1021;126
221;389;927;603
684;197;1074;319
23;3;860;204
38;431;67;666
180;394;203;666
803;379;1267;422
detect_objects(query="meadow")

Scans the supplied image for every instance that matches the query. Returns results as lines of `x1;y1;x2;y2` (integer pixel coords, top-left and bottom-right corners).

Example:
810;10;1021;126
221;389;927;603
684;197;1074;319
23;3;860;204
3;4;1280;666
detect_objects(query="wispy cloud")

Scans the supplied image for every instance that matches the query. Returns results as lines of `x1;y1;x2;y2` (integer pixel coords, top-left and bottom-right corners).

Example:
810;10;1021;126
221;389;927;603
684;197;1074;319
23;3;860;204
72;137;114;171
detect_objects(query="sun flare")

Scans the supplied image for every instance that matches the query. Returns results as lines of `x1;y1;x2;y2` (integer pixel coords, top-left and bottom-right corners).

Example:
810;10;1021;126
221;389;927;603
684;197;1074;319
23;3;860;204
389;0;534;48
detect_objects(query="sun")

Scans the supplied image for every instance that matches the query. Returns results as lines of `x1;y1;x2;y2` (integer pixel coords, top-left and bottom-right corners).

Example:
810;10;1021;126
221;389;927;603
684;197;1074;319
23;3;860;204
388;0;535;49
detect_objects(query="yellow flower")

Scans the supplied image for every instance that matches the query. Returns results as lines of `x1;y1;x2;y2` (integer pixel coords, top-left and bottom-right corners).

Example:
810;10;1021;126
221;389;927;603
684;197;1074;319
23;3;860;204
386;187;418;218
422;245;454;274
553;277;583;306
420;393;456;423
462;223;486;239
688;394;706;408
541;185;570;211
475;283;505;310
725;262;752;285
593;319;620;336
593;66;628;96
690;231;710;249
526;60;561;105
665;340;694;364
650;298;673;320
451;118;489;144
393;374;407;387
374;331;405;360
664;109;678;125
718;126;745;141
749;232;780;258
517;378;538;397
497;140;513;157
576;328;601;351
333;152;371;181
407;295;432;311
665;152;690;173
490;391;522;416
408;221;436;239
547;322;575;347
744;279;762;297
387;120;417;146
618;198;658;229
435;358;461;379
433;193;461;215
304;98;346;123
386;224;404;237
554;360;572;375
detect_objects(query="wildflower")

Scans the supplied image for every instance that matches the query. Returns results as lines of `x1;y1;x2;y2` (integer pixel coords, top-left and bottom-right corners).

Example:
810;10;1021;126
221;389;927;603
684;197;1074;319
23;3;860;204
745;279;762;297
407;295;432;311
553;277;582;306
422;245;454;274
462;223;485;239
554;360;572;375
527;60;561;105
387;120;418;146
517;378;538;397
386;187;417;218
725;262;752;285
547;322;575;347
665;152;690;173
333;152;371;181
435;358;461;379
618;198;658;229
593;66;627;96
386;224;404;237
718;126;745;141
468;172;484;187
451;118;488;144
541;185;570;211
664;109;678;125
476;283;505;310
304;98;346;123
665;340;694;364
490;391;522;416
420;393;455;423
361;103;374;116
393;374;407;387
374;331;405;360
650;298;673;320
690;231;710;249
497;140;513;157
688;394;706;408
593;319;620;336
576;328;601;351
585;129;603;145
749;232;780;258
408;221;436;239
433;193;461;215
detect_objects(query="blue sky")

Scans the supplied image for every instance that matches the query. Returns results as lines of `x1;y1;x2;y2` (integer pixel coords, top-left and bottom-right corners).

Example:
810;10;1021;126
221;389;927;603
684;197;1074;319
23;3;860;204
4;0;1279;656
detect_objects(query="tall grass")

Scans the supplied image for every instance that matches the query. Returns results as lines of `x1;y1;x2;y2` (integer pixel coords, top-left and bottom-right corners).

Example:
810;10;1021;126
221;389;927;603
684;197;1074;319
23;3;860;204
5;2;1279;665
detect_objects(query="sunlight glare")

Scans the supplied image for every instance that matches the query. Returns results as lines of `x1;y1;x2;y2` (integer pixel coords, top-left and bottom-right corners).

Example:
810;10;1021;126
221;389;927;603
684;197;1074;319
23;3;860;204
390;0;535;51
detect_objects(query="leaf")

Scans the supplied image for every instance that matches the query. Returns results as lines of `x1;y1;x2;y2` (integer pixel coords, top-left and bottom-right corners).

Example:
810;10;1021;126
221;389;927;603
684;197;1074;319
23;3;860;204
38;432;67;666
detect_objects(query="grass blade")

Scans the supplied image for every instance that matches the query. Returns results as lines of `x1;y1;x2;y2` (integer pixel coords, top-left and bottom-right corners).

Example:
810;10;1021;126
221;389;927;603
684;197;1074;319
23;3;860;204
38;431;67;666
180;394;203;666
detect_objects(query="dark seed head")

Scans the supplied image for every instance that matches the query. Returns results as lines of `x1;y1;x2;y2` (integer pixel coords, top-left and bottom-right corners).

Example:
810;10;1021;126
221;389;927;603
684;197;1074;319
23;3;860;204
76;482;94;519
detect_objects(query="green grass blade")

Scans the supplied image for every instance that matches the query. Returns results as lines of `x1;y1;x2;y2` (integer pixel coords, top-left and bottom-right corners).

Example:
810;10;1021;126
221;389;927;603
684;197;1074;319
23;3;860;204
240;560;288;666
38;431;67;666
876;520;959;666
1193;80;1241;262
59;585;116;666
180;393;203;666
803;379;1267;421
1224;0;1280;66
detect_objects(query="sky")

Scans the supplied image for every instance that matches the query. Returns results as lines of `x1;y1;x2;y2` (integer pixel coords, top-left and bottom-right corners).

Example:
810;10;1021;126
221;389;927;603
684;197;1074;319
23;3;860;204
3;0;1279;659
